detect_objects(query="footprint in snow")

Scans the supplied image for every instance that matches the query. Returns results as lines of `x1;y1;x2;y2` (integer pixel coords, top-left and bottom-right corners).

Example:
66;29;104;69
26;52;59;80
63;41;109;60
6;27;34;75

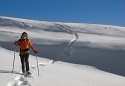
7;75;31;86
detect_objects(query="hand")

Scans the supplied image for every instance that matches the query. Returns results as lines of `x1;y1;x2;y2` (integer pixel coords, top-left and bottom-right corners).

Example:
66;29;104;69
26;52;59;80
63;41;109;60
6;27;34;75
14;42;17;46
34;50;38;54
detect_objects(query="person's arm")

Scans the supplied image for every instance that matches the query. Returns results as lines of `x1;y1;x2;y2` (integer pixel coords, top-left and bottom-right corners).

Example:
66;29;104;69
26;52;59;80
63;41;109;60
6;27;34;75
14;40;20;46
29;41;38;54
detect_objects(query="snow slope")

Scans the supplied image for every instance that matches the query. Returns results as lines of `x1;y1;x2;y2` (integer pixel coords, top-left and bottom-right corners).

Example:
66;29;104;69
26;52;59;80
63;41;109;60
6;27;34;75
0;16;125;86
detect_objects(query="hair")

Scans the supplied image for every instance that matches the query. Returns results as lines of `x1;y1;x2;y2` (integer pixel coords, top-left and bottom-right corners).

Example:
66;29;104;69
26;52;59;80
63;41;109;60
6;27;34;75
21;32;28;39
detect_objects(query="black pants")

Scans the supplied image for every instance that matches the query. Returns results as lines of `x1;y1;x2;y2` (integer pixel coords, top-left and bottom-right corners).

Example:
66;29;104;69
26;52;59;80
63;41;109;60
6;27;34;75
20;53;29;73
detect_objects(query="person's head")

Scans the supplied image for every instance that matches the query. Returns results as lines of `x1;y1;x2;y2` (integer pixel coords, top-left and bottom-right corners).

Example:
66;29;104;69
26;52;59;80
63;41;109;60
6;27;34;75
21;32;28;40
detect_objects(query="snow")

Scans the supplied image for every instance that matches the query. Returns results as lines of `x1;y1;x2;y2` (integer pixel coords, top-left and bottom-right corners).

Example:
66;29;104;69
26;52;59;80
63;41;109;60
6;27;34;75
0;16;125;86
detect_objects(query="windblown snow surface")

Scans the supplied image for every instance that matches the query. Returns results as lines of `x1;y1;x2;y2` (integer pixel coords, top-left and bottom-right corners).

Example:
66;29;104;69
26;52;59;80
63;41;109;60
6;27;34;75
0;16;125;86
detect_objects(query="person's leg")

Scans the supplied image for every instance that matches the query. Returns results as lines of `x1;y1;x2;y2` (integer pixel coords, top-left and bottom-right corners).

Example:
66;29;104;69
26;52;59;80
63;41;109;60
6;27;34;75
20;54;25;73
24;53;30;72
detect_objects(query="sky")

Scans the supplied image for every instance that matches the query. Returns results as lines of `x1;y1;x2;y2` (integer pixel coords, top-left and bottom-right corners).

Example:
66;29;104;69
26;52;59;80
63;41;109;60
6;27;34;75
0;0;125;26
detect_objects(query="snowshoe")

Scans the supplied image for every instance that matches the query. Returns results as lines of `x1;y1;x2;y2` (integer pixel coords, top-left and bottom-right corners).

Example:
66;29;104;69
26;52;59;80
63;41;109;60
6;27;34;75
24;72;33;78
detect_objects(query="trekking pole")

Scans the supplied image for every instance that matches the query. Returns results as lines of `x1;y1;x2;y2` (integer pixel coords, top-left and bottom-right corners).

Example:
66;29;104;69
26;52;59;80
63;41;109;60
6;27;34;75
12;46;16;73
36;54;40;77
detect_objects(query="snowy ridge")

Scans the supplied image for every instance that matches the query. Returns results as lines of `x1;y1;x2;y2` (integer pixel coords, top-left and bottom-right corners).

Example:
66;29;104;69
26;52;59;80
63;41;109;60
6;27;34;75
0;16;125;86
0;16;125;50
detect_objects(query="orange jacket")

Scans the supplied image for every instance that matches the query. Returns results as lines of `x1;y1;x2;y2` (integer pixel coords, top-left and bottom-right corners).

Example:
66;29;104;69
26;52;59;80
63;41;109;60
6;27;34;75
14;39;35;54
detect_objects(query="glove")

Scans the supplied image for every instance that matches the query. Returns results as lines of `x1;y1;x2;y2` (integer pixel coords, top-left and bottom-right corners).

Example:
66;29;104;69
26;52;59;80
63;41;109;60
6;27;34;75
14;42;17;46
34;50;38;54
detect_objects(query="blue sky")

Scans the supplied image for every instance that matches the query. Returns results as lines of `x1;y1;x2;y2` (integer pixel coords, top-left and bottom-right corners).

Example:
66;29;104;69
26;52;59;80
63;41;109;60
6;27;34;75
0;0;125;26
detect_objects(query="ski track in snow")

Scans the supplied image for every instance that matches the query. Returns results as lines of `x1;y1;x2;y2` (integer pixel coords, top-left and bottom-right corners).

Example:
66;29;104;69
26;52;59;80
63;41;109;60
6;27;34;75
53;23;79;62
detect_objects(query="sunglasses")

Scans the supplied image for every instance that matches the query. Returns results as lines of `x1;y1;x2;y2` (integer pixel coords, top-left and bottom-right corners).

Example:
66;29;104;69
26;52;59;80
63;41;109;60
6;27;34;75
22;34;27;36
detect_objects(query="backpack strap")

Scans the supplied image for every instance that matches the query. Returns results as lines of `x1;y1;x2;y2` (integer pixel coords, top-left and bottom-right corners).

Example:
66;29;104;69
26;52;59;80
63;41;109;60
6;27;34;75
26;39;31;50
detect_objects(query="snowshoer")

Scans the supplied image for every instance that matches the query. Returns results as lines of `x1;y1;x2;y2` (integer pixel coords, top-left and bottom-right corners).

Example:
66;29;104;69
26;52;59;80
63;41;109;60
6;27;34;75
14;32;38;74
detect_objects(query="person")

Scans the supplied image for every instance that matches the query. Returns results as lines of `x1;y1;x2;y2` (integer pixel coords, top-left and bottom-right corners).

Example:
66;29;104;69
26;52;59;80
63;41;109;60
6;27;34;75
14;32;38;74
